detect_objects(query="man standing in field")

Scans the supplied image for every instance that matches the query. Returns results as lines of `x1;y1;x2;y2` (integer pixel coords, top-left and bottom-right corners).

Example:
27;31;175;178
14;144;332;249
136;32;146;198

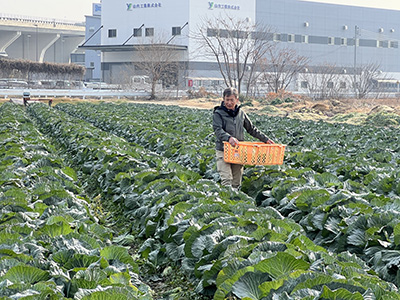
213;87;274;189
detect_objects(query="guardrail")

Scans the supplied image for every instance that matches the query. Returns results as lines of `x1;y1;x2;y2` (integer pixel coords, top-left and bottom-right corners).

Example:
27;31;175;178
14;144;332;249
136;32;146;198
0;13;84;28
0;88;151;100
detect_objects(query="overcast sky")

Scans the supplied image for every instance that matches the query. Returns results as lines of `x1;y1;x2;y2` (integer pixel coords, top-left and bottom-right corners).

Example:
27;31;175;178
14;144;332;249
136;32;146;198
302;0;400;10
0;0;400;22
0;0;96;22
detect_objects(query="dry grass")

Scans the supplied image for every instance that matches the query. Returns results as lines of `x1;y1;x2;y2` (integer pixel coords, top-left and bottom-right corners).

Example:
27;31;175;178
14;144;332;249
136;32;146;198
3;95;400;119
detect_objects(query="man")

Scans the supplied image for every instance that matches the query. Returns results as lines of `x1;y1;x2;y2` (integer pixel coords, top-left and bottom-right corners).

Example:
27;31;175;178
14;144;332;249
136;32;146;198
23;91;30;107
213;87;274;189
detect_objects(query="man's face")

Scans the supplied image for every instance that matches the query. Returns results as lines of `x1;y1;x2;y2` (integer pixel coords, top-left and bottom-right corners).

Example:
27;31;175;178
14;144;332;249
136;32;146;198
224;94;239;110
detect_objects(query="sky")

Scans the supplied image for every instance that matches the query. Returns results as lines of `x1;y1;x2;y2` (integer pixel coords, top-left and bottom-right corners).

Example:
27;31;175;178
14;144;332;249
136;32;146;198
302;0;400;10
0;0;400;22
0;0;96;22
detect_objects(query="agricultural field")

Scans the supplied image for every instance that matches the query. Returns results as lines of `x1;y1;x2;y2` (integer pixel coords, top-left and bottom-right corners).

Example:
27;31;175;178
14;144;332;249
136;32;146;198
2;99;400;299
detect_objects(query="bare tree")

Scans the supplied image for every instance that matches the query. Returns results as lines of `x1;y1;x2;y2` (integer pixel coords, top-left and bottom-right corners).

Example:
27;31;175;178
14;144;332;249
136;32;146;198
301;64;348;100
192;16;274;95
352;63;384;99
261;47;309;93
132;36;181;99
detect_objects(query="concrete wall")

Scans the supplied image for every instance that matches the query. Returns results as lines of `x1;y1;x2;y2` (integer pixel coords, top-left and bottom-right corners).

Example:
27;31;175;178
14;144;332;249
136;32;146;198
101;0;189;46
100;0;256;83
187;0;256;62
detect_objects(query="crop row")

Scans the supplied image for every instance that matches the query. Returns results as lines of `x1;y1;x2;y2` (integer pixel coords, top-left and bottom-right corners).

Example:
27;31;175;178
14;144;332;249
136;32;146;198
54;102;400;293
56;105;400;230
23;102;400;299
56;102;400;197
56;102;217;178
0;102;152;299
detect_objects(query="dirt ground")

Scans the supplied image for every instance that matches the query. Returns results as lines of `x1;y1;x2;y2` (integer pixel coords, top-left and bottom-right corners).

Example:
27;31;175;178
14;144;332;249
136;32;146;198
122;96;400;118
3;95;400;124
123;96;400;126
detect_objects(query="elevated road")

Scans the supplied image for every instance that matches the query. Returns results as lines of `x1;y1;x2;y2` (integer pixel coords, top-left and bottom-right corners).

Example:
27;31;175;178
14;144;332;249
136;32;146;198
0;13;85;63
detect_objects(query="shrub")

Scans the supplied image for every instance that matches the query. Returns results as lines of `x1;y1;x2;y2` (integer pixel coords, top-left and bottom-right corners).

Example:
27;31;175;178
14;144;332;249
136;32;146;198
265;89;305;104
239;94;254;107
0;58;85;80
270;98;283;105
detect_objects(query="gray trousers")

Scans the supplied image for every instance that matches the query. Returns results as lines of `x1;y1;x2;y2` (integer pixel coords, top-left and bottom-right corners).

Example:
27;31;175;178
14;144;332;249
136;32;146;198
216;150;244;188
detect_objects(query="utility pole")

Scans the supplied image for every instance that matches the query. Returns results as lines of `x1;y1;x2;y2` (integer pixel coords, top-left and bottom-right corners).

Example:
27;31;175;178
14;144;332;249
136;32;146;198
353;25;359;97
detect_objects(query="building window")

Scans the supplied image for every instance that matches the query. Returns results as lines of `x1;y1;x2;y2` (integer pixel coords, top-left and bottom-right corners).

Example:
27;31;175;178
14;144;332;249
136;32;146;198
327;81;334;89
377;40;388;48
341;38;347;45
389;41;398;48
328;37;334;45
287;34;294;42
273;33;281;41
301;81;308;88
207;28;217;37
71;53;85;63
219;29;229;38
133;27;142;37
172;26;181;36
340;81;346;89
302;35;308;43
233;30;247;39
108;29;117;38
90;62;94;67
145;28;154;37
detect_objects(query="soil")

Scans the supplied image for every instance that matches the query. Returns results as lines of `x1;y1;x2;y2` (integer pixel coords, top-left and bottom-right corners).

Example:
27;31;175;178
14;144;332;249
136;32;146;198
120;97;400;123
4;95;400;124
115;96;400;113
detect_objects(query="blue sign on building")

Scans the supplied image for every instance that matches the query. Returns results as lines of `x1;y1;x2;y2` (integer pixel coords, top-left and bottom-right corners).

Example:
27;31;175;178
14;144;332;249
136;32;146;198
126;2;162;10
93;3;101;16
208;2;240;10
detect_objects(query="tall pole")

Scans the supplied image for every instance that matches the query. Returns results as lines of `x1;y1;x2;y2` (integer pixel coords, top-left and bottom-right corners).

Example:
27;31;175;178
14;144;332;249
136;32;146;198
61;40;63;63
27;34;31;60
27;34;31;87
35;24;39;62
354;25;359;97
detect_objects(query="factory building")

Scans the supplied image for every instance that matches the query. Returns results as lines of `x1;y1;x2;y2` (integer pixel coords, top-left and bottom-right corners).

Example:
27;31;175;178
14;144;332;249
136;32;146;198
81;0;400;94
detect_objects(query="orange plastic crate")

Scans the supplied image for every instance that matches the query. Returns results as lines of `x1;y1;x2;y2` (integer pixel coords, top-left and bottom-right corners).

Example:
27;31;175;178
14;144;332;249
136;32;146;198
223;141;286;165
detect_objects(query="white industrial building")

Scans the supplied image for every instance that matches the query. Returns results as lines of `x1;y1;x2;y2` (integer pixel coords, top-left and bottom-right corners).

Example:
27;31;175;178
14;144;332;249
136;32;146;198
81;0;400;94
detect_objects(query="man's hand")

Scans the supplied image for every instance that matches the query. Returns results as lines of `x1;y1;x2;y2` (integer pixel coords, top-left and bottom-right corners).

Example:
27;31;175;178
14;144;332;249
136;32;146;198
266;139;274;144
229;137;239;147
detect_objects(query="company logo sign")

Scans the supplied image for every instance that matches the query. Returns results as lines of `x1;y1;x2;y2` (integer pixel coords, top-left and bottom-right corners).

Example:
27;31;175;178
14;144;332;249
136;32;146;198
208;2;240;10
127;2;162;10
94;4;101;12
93;3;101;15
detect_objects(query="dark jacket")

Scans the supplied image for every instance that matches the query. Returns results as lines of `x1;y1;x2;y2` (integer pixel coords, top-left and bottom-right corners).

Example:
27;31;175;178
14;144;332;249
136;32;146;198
213;102;270;151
